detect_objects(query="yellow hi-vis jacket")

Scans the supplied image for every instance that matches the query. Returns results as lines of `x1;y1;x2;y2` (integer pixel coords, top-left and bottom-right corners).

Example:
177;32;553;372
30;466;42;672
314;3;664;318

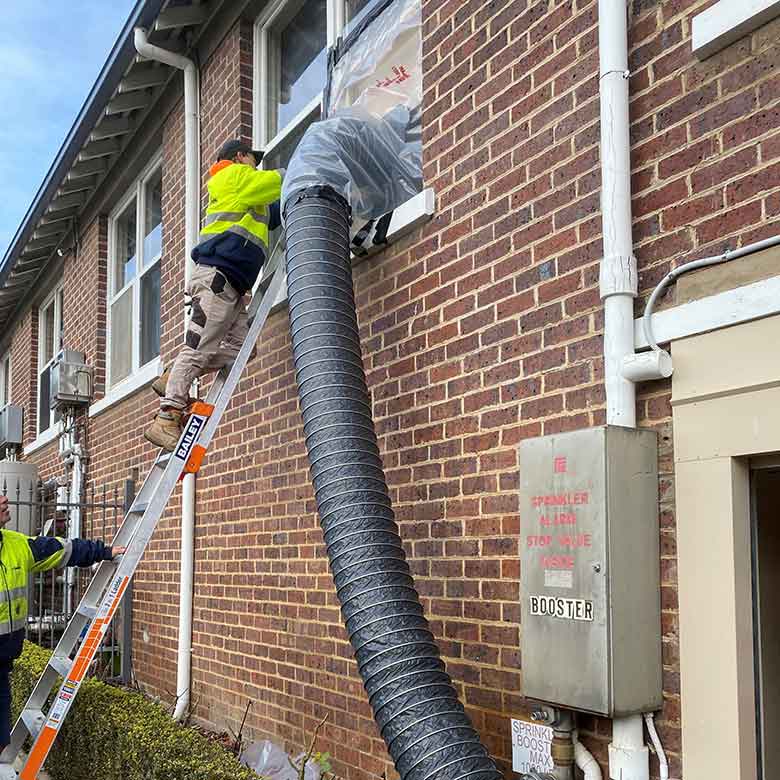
191;160;284;294
0;531;114;649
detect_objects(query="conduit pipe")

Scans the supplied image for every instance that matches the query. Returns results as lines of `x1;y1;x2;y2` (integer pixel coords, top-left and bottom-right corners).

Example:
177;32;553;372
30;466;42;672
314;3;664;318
596;1;656;777
134;27;200;723
642;233;780;355
643;714;668;780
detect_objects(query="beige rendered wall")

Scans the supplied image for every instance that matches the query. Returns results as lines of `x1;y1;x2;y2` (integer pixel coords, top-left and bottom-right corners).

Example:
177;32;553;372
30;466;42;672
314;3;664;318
673;314;780;779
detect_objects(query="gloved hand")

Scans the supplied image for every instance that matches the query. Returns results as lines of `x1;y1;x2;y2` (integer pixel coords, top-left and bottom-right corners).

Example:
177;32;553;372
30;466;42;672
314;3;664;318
0;496;8;527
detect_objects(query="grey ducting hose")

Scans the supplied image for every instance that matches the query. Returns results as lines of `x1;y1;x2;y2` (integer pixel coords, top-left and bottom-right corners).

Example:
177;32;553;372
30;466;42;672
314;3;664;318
284;185;501;780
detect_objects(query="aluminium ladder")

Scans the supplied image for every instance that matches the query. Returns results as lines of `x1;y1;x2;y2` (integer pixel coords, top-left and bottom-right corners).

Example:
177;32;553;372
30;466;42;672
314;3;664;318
0;255;286;780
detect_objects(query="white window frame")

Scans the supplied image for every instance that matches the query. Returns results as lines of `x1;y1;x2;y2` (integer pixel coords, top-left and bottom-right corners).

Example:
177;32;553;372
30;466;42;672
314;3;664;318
37;285;64;436
253;1;392;160
253;0;341;161
0;351;10;408
106;154;163;390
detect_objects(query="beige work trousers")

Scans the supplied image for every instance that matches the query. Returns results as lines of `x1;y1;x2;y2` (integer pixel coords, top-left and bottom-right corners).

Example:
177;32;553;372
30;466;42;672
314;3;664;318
162;263;248;410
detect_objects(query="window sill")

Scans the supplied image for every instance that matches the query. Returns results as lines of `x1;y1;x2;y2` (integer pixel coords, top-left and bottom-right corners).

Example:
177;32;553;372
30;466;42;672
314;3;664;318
693;0;780;59
266;187;436;314
89;358;162;419
24;425;60;456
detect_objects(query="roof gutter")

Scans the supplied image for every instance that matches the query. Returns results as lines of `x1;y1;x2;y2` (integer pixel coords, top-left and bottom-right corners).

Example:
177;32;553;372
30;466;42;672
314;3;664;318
0;0;165;290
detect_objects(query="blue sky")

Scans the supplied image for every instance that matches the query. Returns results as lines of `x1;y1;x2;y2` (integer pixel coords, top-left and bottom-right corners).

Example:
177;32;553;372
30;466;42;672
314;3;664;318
0;1;137;259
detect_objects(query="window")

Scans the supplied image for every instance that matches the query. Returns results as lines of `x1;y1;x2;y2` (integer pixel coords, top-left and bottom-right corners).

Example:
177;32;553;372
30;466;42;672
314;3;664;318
38;287;64;434
255;0;385;171
108;159;162;388
0;352;10;408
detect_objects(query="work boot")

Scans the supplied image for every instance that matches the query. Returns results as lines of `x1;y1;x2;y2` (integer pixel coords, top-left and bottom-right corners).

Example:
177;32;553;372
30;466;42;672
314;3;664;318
143;409;185;452
151;366;171;397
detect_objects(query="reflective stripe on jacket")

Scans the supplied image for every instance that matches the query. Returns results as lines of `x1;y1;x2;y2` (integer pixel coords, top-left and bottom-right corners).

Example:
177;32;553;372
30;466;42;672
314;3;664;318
0;531;113;637
0;531;63;635
192;160;284;293
198;161;282;251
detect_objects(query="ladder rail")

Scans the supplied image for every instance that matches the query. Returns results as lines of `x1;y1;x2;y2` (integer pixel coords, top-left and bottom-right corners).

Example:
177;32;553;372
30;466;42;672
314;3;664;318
3;258;286;779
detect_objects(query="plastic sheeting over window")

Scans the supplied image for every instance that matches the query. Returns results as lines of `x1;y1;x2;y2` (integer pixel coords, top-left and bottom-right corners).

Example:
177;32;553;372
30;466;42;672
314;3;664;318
282;0;422;221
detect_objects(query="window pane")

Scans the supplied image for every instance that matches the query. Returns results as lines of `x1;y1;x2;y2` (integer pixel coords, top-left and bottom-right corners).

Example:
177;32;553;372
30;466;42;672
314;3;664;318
38;365;51;434
140;264;161;366
347;0;383;31
271;0;327;134
41;301;55;366
110;288;133;386
266;117;314;171
144;170;163;266
115;198;137;292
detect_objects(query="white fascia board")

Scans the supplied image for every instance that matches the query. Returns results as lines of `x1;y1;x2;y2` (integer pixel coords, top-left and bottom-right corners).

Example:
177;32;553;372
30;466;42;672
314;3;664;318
692;0;780;59
634;275;780;350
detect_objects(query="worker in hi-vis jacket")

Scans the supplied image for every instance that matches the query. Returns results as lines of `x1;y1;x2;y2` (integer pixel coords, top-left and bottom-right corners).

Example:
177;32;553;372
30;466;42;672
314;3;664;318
0;494;124;750
144;139;285;452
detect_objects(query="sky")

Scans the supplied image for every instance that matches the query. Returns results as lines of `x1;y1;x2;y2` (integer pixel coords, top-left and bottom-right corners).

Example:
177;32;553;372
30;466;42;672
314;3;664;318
0;1;137;260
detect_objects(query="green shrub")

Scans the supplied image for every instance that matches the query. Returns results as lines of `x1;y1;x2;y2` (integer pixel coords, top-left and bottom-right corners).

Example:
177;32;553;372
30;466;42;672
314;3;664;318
12;642;264;780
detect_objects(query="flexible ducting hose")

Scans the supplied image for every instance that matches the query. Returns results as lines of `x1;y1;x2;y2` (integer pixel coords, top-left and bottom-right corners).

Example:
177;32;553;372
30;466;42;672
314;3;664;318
284;185;501;780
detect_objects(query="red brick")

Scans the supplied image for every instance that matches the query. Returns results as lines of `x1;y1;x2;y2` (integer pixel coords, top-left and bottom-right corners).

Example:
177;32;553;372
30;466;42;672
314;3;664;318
662;191;723;231
691;89;757;139
696;200;763;245
634;178;689;219
726;161;780;206
658;136;718;180
691;146;758;193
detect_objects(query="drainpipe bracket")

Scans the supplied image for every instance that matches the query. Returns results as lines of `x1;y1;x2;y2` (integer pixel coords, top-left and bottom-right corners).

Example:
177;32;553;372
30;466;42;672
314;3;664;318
599;253;638;299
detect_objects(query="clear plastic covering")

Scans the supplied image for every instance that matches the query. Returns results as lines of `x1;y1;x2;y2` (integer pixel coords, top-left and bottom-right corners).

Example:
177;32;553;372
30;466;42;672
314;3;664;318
282;0;422;220
240;740;322;780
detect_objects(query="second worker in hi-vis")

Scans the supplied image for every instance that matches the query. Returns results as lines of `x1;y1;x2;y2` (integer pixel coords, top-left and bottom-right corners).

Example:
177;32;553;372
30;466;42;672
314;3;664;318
0;494;125;751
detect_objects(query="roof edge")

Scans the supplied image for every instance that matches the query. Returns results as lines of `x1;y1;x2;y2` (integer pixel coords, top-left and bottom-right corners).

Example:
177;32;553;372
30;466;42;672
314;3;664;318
0;0;166;289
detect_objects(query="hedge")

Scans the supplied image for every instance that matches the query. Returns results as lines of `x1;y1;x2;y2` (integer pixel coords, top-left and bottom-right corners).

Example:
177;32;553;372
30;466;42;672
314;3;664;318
12;642;264;780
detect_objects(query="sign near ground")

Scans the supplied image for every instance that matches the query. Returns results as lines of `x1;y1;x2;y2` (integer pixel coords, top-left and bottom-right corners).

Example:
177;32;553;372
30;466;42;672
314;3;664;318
510;718;553;775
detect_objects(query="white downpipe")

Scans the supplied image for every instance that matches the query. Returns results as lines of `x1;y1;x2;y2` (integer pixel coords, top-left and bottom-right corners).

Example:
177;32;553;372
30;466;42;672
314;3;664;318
597;1;652;778
598;0;638;429
134;27;200;723
574;731;602;780
177;473;196;721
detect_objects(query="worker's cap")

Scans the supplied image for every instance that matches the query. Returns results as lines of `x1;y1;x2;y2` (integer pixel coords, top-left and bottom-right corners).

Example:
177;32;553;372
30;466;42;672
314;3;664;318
217;139;264;162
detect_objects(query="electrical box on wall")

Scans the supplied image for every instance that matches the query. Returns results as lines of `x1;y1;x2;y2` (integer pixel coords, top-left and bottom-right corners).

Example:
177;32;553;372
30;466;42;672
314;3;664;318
519;426;662;717
0;405;23;450
50;349;93;410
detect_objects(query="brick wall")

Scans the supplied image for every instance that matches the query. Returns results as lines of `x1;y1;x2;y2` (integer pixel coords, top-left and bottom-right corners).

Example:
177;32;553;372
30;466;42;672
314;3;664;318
6;1;780;778
9;309;39;447
62;217;108;399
